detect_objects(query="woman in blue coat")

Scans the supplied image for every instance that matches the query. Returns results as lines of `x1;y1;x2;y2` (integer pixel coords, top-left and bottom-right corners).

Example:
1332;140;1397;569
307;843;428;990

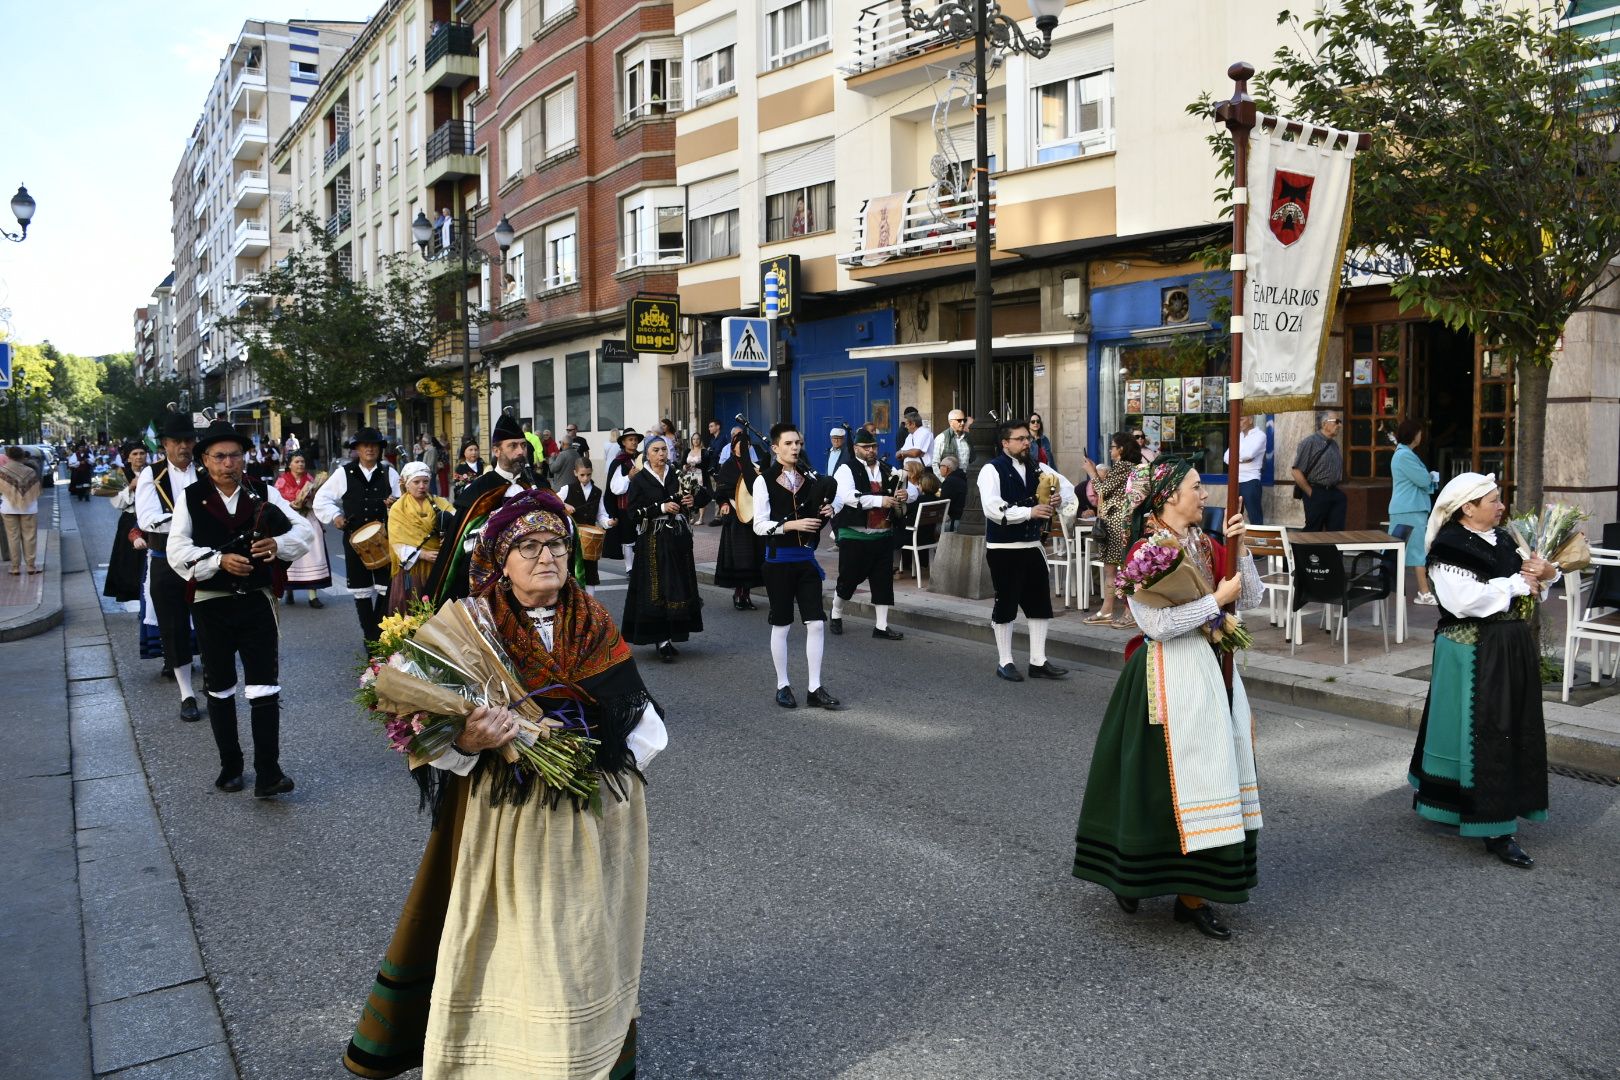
1388;418;1438;605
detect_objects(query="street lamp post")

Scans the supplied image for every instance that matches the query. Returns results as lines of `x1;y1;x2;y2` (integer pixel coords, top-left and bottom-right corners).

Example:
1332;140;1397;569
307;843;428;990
412;208;515;446
898;0;1061;532
1;185;35;242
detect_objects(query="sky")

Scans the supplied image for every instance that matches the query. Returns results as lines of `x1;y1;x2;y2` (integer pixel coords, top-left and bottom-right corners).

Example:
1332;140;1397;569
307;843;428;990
0;0;383;358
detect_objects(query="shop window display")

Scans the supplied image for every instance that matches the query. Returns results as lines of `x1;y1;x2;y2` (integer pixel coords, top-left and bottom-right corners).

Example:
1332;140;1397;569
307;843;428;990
1100;340;1231;475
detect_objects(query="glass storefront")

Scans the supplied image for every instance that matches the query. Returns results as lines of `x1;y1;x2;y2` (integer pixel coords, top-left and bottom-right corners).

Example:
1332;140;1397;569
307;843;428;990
1100;338;1232;475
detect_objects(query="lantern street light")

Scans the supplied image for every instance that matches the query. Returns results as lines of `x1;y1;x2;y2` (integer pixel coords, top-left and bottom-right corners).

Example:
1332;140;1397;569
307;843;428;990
2;185;36;242
412;208;515;444
897;0;1062;532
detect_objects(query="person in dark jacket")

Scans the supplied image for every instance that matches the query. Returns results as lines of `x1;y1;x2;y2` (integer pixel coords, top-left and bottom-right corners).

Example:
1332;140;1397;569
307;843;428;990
938;454;968;531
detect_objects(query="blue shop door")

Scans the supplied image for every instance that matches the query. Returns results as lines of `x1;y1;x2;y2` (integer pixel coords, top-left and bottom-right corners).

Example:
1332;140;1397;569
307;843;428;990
800;373;866;469
712;377;772;455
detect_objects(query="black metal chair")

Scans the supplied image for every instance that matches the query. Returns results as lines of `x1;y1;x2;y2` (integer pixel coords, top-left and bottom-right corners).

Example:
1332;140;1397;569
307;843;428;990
1290;543;1393;663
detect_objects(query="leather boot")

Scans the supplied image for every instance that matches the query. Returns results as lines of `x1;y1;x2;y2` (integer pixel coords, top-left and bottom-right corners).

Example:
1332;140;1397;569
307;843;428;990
207;695;244;792
355;596;381;646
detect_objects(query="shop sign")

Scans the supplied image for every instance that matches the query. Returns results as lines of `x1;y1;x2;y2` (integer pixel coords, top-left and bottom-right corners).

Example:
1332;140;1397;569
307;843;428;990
627;296;680;355
759;254;801;319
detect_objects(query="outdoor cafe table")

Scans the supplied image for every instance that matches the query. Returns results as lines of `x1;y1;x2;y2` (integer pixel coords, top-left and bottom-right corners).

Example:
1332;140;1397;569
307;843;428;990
1288;530;1408;644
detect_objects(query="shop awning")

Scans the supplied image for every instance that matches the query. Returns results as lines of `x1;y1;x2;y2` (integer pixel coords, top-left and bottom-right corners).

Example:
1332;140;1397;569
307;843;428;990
846;330;1088;362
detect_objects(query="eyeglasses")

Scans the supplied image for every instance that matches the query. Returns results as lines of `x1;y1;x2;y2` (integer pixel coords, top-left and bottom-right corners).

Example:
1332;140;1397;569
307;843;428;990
513;536;570;561
1005;435;1032;443
206;452;244;462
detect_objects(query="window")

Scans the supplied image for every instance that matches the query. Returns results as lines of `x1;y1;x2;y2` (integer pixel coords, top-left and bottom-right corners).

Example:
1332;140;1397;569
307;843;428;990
765;0;829;69
542;82;577;157
688;209;740;262
355;73;366;115
622;187;685;267
766;181;833;241
502;1;521;56
542;0;575;25
478;153;489;206
406;21;419;67
565;352;591;431
408;108;420;156
1034;69;1115;163
358;234;369;281
532;358;555;434
372;139;383;187
389;37;400;84
690;44;734;104
597;349;624;431
620;41;684;122
370;56;381;99
501;365;520;416
390;128;400;174
544;217;578;288
503;118;524;179
292;59;318;78
477;36;489;86
508;239;526;297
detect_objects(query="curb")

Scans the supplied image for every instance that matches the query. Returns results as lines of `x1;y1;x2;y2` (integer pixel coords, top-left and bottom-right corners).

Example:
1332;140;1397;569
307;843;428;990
0;529;65;642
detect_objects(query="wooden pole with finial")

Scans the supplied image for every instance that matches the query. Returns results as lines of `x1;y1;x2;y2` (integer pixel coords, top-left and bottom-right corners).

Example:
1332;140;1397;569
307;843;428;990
1215;62;1257;691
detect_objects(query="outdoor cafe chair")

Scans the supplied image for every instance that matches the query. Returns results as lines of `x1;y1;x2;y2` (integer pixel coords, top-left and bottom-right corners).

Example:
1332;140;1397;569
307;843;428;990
1290;543;1392;664
898;499;949;588
1562;545;1620;702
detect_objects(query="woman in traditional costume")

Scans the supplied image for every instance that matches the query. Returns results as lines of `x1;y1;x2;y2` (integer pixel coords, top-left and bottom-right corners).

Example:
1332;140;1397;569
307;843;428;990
1408;473;1557;868
1072;459;1264;941
102;442;150;605
602;430;643;567
712;429;765;610
343;488;667;1080
1078;431;1146;628
620;435;709;661
275;451;331;607
385;461;456;615
68;442;95;502
451;439;485;501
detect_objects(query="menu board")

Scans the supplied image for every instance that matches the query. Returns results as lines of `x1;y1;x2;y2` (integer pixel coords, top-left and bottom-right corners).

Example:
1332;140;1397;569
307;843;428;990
1144;379;1163;414
1143;416;1162;446
1160;414;1177;443
1162;377;1182;414
1182;378;1202;413
1125;380;1144;414
1202;376;1227;413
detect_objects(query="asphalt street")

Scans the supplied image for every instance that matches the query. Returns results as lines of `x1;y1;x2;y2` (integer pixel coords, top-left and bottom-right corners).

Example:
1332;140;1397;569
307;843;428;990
76;493;1620;1080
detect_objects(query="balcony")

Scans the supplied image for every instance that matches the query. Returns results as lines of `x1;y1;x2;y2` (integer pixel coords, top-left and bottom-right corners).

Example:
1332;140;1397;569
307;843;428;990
232;169;269;209
325;208;353;242
275;192;296;232
428;321;482;363
323;130;352;182
193;233;209;260
193;193;208;221
229;65;266;114
231;218;270;258
230;272;270;311
618;244;686;272
192;154;208;186
425;120;478;186
839;184;1002;285
195;272;209;298
231;118;268;161
842;0;973;95
424;23;478;91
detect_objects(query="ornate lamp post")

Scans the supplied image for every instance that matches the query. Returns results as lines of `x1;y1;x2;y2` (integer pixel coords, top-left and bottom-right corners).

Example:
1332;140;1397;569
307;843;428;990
898;0;1062;530
1;185;35;242
412;209;515;443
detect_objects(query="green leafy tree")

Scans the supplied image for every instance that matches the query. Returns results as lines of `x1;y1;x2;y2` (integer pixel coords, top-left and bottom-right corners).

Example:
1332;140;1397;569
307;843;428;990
2;343;56;441
101;353;187;439
1249;0;1620;514
370;252;445;408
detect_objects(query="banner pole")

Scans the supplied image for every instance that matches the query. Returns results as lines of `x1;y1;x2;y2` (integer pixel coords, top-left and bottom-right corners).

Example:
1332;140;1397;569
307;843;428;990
1215;62;1257;692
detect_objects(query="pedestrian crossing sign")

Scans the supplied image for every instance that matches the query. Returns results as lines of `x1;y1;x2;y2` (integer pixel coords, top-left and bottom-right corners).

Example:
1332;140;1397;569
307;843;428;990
722;317;771;371
0;342;11;391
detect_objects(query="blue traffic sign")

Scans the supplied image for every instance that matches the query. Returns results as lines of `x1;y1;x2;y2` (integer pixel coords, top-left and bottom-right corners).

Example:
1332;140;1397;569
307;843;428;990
0;341;11;391
722;317;771;371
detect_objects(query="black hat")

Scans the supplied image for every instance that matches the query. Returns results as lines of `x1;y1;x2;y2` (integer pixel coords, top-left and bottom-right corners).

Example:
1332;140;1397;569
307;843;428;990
853;428;877;447
616;429;644;449
492;412;525;447
120;439;144;455
159;409;197;442
194;419;250;456
347;426;387;449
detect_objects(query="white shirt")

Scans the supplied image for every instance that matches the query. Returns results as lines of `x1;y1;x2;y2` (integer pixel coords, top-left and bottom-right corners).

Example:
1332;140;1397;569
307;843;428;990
166;480;315;599
833;459;896;534
1430;524;1559;617
135;461;199;534
562;481;613;529
1223;427;1267;484
313;462;402;526
976;458;1075;550
898;425;935;467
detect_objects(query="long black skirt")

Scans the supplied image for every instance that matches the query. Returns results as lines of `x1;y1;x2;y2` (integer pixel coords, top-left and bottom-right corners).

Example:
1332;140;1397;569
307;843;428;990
713;514;764;589
621;523;704;644
102;511;147;603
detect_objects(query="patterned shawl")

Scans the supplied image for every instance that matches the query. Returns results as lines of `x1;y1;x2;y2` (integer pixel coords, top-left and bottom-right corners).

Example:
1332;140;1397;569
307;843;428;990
0;458;41;507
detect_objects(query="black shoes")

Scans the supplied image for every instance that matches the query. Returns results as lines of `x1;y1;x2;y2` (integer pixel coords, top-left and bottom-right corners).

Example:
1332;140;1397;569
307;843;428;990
1115;893;1139;914
733;594;748;611
1173;898;1232;940
828;618;843;635
180;697;201;722
308;596;325;609
1485;835;1534;869
775;686;797;709
806;687;843;710
215;769;244;793
283;593;296;605
996;663;1025;682
741;596;757;610
254;773;295;799
872;627;904;640
657;642;679;663
1028;661;1070;680
160;666;173;681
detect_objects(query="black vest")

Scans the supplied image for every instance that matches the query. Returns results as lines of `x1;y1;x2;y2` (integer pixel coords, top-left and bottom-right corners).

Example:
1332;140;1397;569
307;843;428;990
985;455;1044;544
183;476;292;594
760;461;826;551
1427;522;1525;631
832;458;895;532
560;482;603;526
341;461;392;532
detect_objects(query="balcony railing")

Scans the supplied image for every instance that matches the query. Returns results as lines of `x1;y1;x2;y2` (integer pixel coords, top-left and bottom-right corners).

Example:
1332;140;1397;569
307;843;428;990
426;119;476;166
275;192;295;229
324;130;352;172
425;22;476;67
838;184;995;267
843;0;951;77
325;208;353;239
231;118;268;160
618;244;686;272
232;218;271;255
194;234;209;260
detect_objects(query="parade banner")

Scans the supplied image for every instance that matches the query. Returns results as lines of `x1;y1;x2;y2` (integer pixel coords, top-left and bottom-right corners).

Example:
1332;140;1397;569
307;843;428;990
1240;119;1358;412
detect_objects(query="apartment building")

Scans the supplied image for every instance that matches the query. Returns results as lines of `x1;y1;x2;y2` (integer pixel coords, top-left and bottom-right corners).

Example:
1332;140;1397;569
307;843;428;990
133;307;156;384
132;273;179;388
470;0;684;462
172;19;363;441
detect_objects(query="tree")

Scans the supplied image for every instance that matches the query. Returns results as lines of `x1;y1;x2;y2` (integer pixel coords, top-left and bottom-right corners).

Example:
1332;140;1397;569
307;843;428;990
101;353;186;440
370;252;444;409
2;344;55;442
1252;0;1620;514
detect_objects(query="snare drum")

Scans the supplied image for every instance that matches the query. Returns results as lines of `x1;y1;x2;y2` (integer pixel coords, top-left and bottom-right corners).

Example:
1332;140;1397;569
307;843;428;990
348;521;391;570
576;524;606;562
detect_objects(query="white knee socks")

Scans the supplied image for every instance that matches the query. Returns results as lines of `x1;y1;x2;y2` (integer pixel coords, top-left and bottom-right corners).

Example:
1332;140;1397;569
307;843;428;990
585;584;596;597
624;549;635;573
806;620;826;692
875;605;890;631
174;664;194;701
830;594;844;619
1029;619;1050;667
771;625;791;689
992;621;1015;667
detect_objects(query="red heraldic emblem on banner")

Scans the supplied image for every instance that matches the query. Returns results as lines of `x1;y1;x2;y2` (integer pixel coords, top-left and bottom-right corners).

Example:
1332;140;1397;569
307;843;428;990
1268;170;1314;246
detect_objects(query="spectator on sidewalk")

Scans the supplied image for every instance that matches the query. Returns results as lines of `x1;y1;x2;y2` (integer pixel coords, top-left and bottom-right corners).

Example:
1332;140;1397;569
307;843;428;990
896;408;934;469
1029;412;1055;469
1389;418;1439;605
825;427;848;479
938;455;967;531
935;410;971;471
1223;414;1267;526
1;445;43;575
1291;410;1346;532
1078;432;1146;628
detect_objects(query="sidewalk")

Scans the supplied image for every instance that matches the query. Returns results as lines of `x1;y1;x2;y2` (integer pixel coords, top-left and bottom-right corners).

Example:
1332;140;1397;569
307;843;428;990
0;488;64;641
685;517;1620;776
1;493;236;1079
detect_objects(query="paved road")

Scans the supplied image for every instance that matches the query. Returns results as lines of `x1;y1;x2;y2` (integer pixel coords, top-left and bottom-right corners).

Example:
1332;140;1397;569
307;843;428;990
77;494;1619;1079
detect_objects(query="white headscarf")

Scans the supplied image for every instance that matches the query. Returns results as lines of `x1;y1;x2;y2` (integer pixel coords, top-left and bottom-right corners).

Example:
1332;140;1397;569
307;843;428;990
1426;472;1497;547
400;461;432;484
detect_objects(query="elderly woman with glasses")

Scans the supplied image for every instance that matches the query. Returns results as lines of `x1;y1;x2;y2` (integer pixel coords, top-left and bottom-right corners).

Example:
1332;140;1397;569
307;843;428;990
344;488;667;1080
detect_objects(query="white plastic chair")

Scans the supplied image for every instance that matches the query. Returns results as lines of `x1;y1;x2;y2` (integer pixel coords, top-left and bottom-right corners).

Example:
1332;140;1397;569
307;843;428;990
897;499;950;588
1245;524;1293;631
1046;513;1074;606
1562;546;1620;702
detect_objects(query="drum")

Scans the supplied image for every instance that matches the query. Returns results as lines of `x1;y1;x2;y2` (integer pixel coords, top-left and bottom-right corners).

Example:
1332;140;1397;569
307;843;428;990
576;524;606;562
348;521;391;570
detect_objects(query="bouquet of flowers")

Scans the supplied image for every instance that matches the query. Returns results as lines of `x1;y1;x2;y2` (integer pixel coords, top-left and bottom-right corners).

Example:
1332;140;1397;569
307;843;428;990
1114;533;1254;653
1506;503;1591;571
357;599;603;805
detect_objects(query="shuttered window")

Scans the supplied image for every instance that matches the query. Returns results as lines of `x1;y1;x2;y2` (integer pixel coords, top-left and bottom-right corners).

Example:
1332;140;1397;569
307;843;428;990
763;139;834;196
1031;29;1115;163
543;82;577;156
